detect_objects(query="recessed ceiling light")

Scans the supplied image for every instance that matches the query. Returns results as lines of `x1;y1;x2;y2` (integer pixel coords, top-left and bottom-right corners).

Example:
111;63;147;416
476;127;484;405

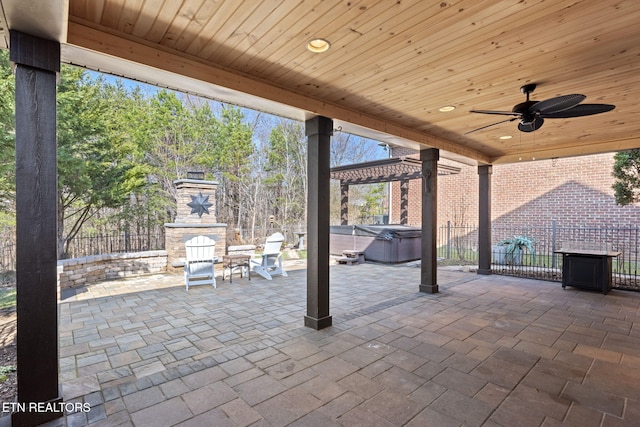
307;38;331;53
438;105;455;112
499;135;512;140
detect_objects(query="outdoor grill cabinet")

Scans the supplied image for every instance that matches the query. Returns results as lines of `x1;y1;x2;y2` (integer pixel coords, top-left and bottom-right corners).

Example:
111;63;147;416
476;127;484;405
555;249;621;294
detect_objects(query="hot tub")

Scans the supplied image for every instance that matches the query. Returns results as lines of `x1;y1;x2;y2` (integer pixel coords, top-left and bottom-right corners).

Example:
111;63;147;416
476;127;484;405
330;224;422;263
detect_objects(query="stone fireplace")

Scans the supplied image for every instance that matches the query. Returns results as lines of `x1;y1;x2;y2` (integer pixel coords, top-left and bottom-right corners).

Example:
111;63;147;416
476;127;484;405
164;178;226;271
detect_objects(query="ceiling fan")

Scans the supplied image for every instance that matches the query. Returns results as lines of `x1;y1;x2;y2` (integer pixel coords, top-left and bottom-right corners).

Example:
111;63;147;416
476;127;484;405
466;84;615;134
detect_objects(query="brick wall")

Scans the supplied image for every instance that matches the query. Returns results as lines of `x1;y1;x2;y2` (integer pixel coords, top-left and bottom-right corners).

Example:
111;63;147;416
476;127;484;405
390;150;640;228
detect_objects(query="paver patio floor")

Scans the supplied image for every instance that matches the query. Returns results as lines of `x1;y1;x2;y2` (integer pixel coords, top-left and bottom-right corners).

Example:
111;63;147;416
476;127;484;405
25;262;640;425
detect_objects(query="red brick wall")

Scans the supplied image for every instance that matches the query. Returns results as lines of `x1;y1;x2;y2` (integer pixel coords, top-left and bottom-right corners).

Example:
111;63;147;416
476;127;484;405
390;150;640;228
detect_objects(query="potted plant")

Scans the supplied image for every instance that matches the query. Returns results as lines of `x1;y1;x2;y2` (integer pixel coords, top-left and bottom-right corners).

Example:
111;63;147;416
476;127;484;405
493;235;535;266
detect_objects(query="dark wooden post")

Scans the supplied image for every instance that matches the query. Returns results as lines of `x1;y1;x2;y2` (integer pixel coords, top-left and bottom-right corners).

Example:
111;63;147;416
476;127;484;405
10;30;63;426
478;165;493;275
340;181;349;225
419;148;439;293
304;116;333;329
400;178;409;225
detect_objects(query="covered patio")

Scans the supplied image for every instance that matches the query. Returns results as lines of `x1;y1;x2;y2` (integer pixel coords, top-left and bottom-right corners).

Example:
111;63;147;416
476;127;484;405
43;263;640;426
1;1;639;424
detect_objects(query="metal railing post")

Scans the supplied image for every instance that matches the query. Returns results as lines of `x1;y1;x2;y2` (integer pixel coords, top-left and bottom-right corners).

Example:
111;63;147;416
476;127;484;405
551;220;557;269
446;221;451;259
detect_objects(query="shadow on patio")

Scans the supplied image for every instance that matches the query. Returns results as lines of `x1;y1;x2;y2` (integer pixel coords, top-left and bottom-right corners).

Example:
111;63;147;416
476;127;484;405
44;263;640;425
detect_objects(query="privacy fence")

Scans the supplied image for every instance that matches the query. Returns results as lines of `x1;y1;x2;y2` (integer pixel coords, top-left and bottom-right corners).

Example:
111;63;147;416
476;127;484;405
438;221;640;291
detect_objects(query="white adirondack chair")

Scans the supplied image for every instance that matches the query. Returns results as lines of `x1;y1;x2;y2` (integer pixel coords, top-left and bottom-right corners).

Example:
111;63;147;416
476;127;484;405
251;232;288;280
184;235;217;291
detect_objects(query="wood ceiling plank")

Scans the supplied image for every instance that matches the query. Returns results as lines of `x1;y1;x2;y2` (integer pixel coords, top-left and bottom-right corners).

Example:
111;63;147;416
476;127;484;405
184;0;242;57
405;57;638;120
160;0;210;49
329;0;611;98
229;0;331;72
269;0;428;81
144;0;185;43
293;0;517;92
170;3;224;53
263;0;399;80
220;0;304;66
242;0;388;76
198;2;257;60
117;0;144;34
385;57;634;120
280;0;506;86
351;14;639;113
100;0;126;29
70;0;105;23
131;0;167;38
206;0;289;63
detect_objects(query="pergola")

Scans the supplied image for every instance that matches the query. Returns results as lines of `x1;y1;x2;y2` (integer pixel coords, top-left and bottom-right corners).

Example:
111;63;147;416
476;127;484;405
330;157;461;225
1;1;639;424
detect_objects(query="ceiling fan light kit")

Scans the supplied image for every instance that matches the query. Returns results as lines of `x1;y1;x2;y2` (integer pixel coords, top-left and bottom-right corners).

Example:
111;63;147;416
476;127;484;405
467;83;615;134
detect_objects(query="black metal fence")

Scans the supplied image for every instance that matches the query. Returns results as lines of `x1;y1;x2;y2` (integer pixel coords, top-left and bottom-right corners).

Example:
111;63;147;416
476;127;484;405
64;231;165;259
437;221;640;291
2;222;640;291
0;231;165;273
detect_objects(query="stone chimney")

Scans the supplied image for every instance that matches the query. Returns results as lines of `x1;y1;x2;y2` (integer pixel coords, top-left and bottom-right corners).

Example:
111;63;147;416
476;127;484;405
164;177;227;270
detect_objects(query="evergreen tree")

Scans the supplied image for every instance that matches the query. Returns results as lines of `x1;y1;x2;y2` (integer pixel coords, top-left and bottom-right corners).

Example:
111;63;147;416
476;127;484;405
0;51;15;214
56;67;148;257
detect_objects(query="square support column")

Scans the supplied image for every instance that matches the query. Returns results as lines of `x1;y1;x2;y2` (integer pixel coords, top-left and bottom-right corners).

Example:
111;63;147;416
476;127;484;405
10;30;63;426
304;116;333;329
477;165;493;275
420;148;439;293
340;181;349;225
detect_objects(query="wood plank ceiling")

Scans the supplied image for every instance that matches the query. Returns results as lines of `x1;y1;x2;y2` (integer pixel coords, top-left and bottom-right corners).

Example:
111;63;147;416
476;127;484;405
4;0;640;164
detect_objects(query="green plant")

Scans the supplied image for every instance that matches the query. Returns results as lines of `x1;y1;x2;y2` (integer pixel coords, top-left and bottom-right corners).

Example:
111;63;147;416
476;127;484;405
0;365;16;382
0;288;15;310
498;235;536;264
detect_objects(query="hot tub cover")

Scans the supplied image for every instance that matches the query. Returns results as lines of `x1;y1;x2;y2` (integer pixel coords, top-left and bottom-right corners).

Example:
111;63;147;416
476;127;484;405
330;224;422;240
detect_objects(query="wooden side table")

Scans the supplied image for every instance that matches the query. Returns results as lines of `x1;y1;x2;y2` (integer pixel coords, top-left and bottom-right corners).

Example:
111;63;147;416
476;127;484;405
222;254;251;283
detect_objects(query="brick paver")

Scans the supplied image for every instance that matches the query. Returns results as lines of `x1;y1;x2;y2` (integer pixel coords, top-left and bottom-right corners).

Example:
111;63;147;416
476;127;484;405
32;261;640;426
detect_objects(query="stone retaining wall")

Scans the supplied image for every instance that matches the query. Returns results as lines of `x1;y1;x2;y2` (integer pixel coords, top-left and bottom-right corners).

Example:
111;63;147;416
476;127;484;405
58;250;168;289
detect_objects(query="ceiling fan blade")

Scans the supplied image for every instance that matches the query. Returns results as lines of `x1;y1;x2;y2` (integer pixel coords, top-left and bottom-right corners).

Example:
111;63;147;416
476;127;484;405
541;103;615;118
530;94;586;114
470;109;521;116
465;117;518;135
518;116;544;132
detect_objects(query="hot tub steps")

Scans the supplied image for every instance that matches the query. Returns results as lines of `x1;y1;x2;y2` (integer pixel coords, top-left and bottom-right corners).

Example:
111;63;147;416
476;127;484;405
337;250;365;265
